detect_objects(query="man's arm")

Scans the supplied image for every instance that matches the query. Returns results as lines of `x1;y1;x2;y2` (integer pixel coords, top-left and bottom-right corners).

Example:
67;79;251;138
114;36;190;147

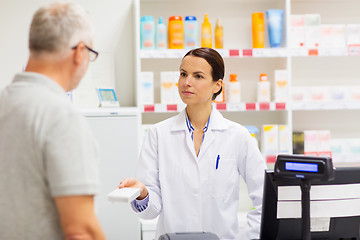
55;195;105;240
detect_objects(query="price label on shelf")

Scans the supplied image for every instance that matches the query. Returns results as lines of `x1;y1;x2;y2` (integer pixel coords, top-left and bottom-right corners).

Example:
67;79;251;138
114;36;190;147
253;48;265;57
308;49;319;56
259;102;270;110
157;50;168;58
216;49;229;57
166;104;177;111
229;49;240;57
216;103;227;111
291;48;308;57
275;102;286;110
319;48;347;56
348;45;360;56
143;104;155;112
245;103;256;110
140;50;151;58
227;103;244;111
242;49;253;57
155;103;167;112
318;48;333;56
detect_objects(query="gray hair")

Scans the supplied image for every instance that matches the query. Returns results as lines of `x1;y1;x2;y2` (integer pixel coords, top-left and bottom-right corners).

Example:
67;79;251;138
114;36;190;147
29;2;94;56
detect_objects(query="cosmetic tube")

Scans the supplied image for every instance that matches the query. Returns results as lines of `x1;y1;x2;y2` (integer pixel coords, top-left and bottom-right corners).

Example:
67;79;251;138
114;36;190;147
266;9;284;48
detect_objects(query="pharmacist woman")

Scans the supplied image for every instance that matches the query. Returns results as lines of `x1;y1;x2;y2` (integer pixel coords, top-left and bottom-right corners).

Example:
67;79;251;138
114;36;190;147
118;47;266;240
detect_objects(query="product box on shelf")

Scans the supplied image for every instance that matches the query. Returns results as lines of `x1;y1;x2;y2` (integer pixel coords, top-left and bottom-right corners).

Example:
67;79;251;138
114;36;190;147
261;125;279;163
274;70;288;102
160;71;181;104
278;125;291;154
331;138;360;164
351;86;360;101
160;72;175;104
304;130;331;157
331;86;349;101
304;14;321;49
290;15;305;48
292;86;309;102
308;86;331;102
139;72;154;105
293;132;304;154
320;24;347;48
346;24;360;46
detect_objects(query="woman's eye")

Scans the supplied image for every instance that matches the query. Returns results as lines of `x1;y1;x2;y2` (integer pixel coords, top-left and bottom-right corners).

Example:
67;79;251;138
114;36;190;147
195;74;203;79
180;72;187;77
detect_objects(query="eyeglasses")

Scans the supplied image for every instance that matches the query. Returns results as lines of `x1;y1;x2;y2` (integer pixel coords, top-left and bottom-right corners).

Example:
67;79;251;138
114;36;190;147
71;43;99;62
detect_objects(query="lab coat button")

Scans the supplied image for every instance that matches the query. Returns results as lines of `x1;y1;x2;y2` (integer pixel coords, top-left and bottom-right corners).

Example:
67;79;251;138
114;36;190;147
193;188;199;195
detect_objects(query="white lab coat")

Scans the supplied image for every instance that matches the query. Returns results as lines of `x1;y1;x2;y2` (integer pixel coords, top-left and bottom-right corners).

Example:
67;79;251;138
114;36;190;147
135;108;266;240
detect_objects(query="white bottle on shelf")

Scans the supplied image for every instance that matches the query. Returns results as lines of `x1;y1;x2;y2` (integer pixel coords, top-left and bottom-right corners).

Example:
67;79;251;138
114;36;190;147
226;74;241;103
257;73;270;102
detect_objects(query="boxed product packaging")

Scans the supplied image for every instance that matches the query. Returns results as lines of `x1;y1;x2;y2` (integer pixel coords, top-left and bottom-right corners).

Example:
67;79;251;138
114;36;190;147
290;15;305;48
304;130;331;157
293;131;304;154
261;125;279;163
139;72;154;105
172;71;182;104
330;86;350;101
331;138;360;164
351;86;360;101
346;24;360;46
278;125;291;154
292;86;309;102
304;14;321;48
274;70;288;102
309;86;331;102
320;24;346;48
160;72;175;104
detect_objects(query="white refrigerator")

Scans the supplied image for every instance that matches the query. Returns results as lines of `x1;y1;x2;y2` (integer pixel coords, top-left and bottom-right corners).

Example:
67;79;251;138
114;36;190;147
83;108;141;240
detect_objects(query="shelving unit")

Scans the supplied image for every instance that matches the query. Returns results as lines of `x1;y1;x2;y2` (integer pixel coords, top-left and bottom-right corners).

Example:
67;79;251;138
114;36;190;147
133;0;360;238
134;0;360;155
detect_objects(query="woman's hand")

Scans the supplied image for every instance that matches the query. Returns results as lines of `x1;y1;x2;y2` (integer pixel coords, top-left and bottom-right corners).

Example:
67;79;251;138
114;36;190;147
118;178;149;200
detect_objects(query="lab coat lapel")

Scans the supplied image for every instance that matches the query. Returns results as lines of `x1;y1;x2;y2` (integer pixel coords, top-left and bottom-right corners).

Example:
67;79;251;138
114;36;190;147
197;129;215;160
171;109;198;160
198;108;227;160
185;131;198;160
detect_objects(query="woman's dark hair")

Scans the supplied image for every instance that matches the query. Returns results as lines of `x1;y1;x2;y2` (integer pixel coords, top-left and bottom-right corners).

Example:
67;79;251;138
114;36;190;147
183;47;225;100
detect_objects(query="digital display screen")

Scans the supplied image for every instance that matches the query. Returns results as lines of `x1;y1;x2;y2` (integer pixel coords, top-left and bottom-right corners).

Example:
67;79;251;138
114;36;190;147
285;162;319;173
100;89;116;101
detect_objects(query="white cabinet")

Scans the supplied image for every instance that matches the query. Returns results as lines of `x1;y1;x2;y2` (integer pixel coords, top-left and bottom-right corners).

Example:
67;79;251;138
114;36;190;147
84;108;141;240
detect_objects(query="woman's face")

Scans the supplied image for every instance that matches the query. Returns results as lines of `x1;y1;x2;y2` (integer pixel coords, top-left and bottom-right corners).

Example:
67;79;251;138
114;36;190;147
178;56;222;107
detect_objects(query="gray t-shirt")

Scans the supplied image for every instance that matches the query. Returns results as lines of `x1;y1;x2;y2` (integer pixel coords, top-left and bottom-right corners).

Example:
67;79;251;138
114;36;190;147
0;72;100;240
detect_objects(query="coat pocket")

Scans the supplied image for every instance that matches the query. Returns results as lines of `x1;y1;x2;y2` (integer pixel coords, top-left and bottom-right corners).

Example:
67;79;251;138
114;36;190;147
208;157;237;200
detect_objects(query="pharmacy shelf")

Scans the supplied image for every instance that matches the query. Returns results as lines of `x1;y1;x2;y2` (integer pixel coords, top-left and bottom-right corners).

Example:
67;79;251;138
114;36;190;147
140;48;288;58
292;101;360;111
142;102;287;113
291;47;360;57
135;0;360;162
140;47;360;59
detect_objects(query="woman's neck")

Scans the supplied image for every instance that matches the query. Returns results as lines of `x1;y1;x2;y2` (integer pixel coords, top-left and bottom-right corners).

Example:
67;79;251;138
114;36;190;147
186;104;212;130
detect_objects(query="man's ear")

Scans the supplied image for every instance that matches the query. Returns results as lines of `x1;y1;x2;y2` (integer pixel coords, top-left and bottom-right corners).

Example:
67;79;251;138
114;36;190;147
73;43;86;65
214;79;223;93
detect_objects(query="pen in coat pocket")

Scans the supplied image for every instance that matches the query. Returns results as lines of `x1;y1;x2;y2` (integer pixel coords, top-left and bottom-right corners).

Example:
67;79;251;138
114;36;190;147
216;155;220;169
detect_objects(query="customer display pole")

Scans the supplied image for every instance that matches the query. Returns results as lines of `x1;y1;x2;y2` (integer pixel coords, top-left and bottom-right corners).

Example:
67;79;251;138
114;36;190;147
300;179;311;240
